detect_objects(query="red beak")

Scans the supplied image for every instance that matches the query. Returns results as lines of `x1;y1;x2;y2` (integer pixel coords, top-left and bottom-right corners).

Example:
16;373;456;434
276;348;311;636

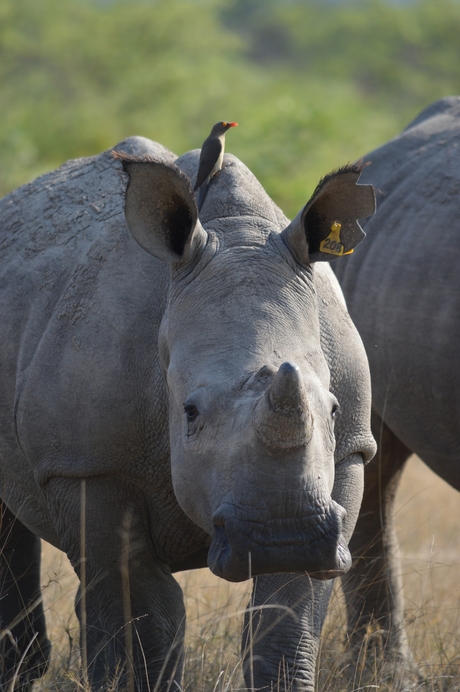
229;122;238;127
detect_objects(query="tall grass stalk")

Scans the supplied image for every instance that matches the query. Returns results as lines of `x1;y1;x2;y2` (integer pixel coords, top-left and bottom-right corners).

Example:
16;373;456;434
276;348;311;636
79;480;88;690
120;510;134;692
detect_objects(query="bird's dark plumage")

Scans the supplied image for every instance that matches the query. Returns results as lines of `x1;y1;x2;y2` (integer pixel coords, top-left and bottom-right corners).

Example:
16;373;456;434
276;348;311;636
194;136;223;191
194;121;238;209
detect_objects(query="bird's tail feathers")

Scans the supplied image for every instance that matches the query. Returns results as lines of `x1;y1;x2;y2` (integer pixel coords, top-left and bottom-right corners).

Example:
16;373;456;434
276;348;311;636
196;182;209;211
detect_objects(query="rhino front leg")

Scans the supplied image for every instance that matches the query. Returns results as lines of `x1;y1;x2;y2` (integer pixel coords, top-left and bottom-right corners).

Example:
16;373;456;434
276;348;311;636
242;573;332;692
45;477;185;692
241;453;365;692
341;412;414;673
0;504;51;692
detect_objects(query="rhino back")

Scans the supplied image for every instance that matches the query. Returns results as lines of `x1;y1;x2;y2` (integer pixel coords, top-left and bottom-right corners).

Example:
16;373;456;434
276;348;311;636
0;137;186;541
334;97;460;481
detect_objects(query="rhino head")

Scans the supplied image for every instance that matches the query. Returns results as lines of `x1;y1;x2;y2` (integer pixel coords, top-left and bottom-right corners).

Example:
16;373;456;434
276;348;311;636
115;150;375;583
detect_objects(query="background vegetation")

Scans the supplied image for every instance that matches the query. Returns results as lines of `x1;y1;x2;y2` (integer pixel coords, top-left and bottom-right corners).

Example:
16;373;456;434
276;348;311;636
2;1;460;689
3;0;460;216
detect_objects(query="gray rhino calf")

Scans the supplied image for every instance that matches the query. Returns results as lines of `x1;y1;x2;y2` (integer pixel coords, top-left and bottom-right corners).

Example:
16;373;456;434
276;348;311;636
0;137;375;692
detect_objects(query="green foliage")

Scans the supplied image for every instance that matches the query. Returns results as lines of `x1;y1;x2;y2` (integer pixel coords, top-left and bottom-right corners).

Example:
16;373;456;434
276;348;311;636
223;0;460;107
1;0;460;216
0;0;244;192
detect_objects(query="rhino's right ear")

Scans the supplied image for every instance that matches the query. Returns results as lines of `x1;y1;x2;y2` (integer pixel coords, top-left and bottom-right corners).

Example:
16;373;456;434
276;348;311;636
281;163;375;265
113;152;207;262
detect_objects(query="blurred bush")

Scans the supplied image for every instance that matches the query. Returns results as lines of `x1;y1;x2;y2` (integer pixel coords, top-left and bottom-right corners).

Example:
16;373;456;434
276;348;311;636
1;0;460;216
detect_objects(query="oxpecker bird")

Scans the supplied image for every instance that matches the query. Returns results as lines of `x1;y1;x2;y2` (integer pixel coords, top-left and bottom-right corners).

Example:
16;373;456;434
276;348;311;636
194;121;238;209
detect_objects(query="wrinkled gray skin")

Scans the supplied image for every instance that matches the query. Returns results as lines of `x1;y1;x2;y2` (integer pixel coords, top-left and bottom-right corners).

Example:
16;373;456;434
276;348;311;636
0;136;375;692
334;96;460;673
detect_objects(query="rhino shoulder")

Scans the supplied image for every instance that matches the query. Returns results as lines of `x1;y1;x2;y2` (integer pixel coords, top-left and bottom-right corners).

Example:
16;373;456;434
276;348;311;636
402;95;460;132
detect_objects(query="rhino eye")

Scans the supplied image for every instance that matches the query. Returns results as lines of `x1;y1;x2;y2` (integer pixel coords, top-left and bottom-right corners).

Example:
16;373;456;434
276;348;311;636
331;403;341;419
184;403;199;422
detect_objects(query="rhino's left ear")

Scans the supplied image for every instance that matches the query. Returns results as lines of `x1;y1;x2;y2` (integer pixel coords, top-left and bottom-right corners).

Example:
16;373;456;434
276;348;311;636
113;152;207;263
281;163;376;264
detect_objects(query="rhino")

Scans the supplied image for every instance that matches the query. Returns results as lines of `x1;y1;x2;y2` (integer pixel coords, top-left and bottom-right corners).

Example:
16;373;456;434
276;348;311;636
333;96;460;678
0;136;376;692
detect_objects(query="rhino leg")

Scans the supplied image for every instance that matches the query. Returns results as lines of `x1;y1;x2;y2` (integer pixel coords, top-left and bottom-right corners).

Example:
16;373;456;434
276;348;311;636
45;477;185;692
241;453;365;692
242;573;332;692
0;504;51;692
341;411;414;676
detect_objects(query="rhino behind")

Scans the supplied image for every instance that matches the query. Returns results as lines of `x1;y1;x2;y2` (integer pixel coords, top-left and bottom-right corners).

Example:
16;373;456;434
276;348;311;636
0;136;375;691
333;97;460;681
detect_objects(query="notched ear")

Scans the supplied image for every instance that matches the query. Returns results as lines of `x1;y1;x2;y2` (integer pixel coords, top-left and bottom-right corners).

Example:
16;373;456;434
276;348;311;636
113;151;207;262
281;162;376;264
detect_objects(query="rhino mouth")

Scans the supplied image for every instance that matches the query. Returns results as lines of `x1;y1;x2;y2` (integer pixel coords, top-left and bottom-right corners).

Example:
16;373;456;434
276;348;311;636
207;507;351;583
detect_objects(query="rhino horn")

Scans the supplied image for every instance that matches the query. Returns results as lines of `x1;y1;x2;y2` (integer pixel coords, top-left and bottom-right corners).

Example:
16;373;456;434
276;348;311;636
252;362;313;449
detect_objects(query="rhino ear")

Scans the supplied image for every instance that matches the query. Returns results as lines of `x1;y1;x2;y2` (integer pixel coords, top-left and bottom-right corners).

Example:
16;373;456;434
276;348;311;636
281;163;376;264
113;152;207;262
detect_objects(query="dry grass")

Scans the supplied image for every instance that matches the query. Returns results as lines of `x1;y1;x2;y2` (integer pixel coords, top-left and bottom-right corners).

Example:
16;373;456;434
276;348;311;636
395;457;460;681
317;456;460;691
36;455;460;691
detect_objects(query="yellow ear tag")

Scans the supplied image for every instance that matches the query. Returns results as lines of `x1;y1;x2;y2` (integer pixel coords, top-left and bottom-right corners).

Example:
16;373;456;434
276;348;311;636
319;221;346;256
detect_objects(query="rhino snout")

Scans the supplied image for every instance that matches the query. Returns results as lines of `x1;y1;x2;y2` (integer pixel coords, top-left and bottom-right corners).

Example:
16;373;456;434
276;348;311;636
207;501;351;583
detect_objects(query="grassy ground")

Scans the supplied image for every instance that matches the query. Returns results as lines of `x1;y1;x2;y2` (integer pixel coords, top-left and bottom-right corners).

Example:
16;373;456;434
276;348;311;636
317;457;460;691
37;455;460;691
